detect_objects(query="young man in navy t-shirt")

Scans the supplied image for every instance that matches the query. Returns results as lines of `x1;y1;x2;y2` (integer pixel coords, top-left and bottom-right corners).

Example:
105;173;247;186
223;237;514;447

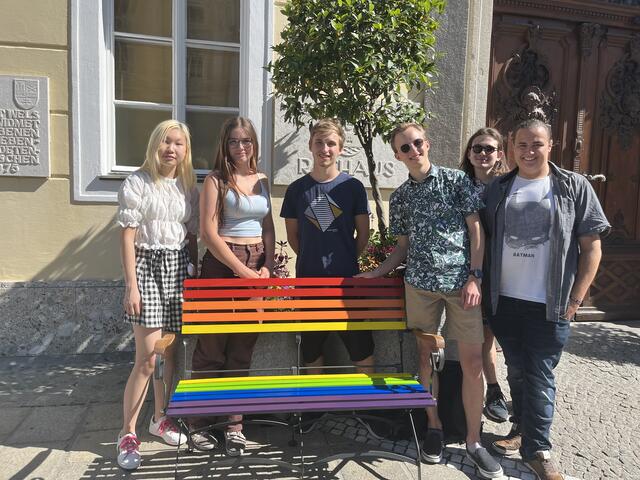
280;118;373;374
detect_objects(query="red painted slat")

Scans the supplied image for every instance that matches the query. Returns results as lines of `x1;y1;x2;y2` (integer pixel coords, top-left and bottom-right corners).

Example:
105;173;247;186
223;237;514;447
184;277;403;288
184;287;404;299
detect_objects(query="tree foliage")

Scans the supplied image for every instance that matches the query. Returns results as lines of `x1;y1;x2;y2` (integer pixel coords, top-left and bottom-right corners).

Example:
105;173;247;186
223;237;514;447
269;0;446;237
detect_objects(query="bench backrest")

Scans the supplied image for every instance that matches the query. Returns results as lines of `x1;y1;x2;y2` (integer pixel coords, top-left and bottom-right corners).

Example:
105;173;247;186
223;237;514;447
182;277;405;335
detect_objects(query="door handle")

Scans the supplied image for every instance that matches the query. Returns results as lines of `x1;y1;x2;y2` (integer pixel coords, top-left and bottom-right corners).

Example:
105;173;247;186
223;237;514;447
581;173;607;182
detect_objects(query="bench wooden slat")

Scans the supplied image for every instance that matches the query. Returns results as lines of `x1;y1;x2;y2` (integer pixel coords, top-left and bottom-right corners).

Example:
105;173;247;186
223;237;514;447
184;298;404;311
185;277;404;288
177;372;415;386
183;309;405;323
184;286;404;299
182;320;407;334
176;376;418;391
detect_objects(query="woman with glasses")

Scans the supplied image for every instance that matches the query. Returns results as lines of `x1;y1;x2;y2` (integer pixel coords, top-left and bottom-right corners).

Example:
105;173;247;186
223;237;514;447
189;117;275;456
459;127;511;426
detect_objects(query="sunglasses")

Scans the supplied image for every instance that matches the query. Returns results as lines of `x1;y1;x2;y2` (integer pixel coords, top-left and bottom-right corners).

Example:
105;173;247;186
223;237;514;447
471;144;498;154
399;138;425;153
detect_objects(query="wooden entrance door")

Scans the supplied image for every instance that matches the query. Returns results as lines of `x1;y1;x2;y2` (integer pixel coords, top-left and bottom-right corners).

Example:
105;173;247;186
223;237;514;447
487;0;640;320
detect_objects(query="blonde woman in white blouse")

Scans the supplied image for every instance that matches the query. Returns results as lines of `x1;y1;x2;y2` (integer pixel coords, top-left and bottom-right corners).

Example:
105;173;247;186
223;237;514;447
115;120;199;470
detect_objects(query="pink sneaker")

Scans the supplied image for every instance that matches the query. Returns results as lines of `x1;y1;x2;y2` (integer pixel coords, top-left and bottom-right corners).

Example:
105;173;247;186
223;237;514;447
117;432;141;470
148;415;187;446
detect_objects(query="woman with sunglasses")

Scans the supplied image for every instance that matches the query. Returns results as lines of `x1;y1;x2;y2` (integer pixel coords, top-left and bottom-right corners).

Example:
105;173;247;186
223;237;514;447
190;117;275;456
459;127;510;426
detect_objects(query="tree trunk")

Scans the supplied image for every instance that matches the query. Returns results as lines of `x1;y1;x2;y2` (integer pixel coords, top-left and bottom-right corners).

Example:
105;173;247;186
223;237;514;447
361;136;388;240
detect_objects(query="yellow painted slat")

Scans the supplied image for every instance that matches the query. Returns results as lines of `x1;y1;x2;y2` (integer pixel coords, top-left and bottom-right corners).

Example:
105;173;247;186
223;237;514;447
184;298;405;311
178;372;414;386
182;320;407;335
183;309;405;322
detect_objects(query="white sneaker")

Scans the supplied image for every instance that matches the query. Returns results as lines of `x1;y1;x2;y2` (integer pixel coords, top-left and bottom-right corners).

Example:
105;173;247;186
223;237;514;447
117;432;141;470
224;431;247;456
148;415;187;446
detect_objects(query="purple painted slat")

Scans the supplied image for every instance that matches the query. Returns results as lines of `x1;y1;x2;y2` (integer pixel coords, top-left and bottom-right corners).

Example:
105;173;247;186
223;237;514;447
167;397;435;417
169;392;433;409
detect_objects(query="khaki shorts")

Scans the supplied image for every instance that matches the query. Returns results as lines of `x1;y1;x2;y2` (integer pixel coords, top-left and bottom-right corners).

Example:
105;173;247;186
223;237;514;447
405;281;484;344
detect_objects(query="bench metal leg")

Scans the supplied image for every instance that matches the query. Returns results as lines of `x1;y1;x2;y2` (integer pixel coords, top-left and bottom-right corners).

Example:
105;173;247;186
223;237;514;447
407;409;423;480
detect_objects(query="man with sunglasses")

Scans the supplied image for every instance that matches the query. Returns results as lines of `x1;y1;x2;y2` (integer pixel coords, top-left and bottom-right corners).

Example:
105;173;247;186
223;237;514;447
358;123;503;479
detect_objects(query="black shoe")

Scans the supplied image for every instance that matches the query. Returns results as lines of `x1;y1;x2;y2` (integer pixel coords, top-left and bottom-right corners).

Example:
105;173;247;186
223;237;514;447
420;428;443;464
484;386;509;423
466;446;504;479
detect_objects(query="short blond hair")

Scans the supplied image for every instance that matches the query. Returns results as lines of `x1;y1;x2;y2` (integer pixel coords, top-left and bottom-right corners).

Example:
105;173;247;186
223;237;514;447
389;122;426;152
309;118;346;148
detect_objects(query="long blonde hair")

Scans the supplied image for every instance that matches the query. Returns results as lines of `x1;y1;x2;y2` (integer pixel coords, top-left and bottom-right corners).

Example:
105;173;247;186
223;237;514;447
211;117;260;226
141;119;196;191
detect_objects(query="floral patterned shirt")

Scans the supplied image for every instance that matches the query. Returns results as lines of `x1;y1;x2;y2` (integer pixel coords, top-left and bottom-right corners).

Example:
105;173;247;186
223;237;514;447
389;164;483;292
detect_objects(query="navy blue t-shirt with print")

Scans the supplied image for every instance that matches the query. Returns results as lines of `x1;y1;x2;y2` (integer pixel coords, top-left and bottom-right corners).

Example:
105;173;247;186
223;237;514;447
280;172;370;277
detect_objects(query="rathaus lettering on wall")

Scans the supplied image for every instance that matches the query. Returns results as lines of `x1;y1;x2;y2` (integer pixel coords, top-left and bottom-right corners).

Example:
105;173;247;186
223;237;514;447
0;76;49;177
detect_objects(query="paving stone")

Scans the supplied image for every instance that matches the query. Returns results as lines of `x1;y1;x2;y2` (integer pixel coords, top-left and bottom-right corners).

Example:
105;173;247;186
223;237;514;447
7;405;84;445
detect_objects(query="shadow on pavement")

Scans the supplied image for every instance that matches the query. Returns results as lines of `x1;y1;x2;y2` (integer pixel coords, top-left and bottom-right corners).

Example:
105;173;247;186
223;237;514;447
563;321;640;366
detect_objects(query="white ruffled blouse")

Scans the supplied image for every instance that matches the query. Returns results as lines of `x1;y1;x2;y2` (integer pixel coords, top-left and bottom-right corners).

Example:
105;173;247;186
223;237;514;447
117;170;199;250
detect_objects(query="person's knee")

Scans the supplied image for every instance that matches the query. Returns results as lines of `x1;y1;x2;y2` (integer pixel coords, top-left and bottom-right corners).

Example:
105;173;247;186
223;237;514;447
135;354;156;377
460;348;483;376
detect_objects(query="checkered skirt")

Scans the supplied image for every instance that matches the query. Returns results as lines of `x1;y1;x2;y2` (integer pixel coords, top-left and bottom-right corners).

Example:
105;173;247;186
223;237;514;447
125;247;189;332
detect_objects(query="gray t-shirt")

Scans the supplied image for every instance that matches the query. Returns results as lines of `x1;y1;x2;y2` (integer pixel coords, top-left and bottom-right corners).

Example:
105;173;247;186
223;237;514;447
500;175;554;303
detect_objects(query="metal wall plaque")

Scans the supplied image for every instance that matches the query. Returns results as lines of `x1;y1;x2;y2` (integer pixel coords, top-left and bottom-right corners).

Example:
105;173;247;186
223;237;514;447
0;75;50;178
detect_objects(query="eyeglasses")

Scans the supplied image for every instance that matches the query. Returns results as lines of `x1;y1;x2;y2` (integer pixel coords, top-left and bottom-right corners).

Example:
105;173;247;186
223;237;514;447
228;139;253;148
399;138;425;153
471;144;498;154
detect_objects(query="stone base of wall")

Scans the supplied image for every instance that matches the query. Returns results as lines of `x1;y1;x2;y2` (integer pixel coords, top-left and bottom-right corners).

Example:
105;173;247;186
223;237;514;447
0;281;419;373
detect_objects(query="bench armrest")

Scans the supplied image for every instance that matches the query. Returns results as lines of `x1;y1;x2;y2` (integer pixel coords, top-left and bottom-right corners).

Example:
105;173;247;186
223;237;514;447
154;333;176;356
412;330;446;373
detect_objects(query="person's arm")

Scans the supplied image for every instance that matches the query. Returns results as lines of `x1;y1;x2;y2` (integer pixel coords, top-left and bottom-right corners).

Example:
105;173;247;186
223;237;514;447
564;234;602;320
185;231;198;275
461;212;485;309
259;176;276;278
354;213;370;256
200;175;259;278
356;235;408;278
121;227;141;316
285;218;299;255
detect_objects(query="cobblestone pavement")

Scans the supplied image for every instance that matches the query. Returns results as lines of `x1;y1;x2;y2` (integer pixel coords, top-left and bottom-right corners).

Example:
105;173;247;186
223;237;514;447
0;320;638;479
320;320;640;480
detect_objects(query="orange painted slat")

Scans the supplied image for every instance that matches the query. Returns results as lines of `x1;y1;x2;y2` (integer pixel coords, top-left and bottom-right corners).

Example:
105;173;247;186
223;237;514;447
183;309;406;323
183;298;405;311
184;287;404;299
184;277;403;288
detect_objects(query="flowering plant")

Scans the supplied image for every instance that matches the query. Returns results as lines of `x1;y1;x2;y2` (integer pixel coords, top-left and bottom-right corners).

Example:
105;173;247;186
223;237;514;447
358;230;404;276
273;240;292;278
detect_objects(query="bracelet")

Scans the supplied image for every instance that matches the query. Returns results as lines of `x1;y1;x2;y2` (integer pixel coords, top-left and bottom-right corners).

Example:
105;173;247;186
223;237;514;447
568;296;582;306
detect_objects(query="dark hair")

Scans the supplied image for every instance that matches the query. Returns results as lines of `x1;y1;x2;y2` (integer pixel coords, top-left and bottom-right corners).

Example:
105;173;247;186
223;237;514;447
512;119;552;142
459;127;508;179
388;123;426;152
210;117;260;226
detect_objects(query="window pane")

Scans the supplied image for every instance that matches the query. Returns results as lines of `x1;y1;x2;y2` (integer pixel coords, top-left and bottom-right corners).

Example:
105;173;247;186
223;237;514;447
187;48;239;107
115;40;172;103
187;0;239;43
116;107;172;167
114;0;172;37
187;110;236;170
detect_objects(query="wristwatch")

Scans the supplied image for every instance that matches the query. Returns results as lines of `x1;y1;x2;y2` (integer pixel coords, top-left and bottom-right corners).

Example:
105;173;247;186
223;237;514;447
469;268;483;280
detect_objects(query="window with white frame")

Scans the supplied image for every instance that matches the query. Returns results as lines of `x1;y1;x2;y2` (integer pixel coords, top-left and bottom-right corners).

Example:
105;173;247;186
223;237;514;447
72;0;272;202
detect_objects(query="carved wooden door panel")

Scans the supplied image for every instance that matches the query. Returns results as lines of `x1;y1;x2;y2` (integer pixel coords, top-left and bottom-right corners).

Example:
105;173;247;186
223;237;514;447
487;1;640;320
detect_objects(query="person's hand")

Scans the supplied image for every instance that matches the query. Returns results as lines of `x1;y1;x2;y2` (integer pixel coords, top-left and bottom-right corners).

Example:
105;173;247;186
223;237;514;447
236;265;260;279
355;270;380;279
124;285;142;316
258;266;271;278
461;278;481;310
563;302;579;321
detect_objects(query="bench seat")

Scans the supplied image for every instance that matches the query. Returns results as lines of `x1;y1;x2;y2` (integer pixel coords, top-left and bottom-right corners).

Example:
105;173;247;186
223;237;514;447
167;373;433;417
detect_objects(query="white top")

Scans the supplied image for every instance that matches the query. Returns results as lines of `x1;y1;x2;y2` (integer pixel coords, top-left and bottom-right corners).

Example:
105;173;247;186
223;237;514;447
500;175;554;303
117;170;199;250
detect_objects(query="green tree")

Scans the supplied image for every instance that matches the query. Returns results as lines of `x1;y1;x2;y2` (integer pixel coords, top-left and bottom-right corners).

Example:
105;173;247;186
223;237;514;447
269;0;445;238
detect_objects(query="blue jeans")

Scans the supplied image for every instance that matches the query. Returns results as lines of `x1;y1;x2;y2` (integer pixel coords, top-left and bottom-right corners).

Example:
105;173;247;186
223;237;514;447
489;296;570;460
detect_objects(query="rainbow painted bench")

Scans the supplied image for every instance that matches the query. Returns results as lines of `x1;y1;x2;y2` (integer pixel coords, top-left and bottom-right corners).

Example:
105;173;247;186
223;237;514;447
156;277;444;478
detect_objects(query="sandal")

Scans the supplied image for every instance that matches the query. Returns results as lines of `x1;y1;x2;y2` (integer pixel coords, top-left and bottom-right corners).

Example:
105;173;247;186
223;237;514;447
224;431;246;456
191;430;219;452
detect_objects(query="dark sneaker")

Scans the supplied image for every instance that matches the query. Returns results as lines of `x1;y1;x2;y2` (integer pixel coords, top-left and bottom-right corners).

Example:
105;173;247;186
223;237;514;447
466;446;504;479
420;428;443;464
484;387;509;423
525;450;564;480
492;422;521;456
